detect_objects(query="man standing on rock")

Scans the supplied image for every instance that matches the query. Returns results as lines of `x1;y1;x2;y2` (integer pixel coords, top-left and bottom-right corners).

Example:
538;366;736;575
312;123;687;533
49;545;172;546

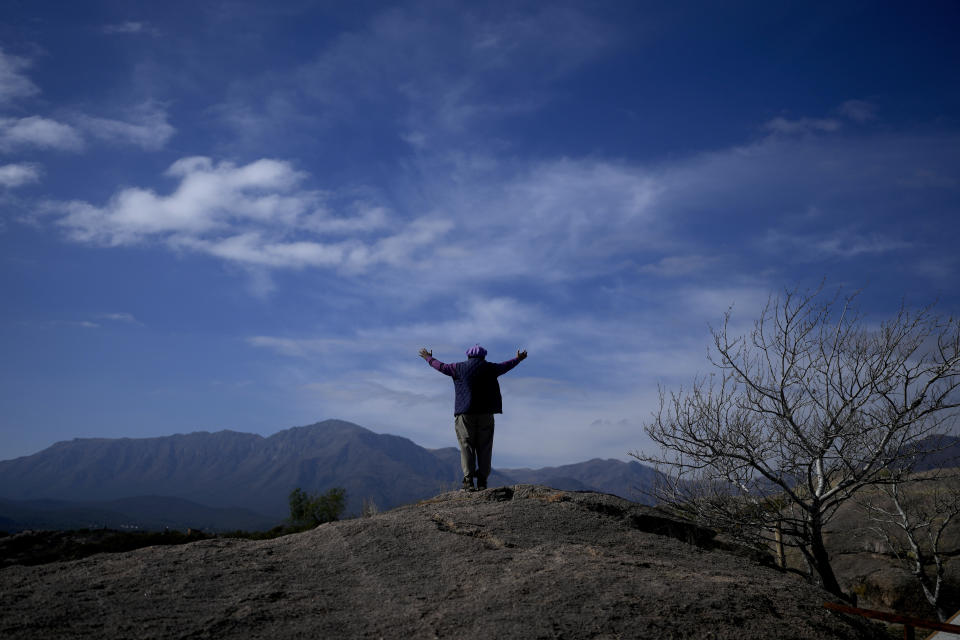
419;344;527;492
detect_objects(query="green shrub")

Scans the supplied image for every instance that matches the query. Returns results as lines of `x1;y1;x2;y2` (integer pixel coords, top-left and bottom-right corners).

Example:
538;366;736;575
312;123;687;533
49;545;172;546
288;487;346;527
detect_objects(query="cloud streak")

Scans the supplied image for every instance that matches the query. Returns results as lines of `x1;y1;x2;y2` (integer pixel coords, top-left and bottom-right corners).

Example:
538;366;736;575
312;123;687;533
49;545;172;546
0;116;84;152
0;163;41;188
0;49;38;105
102;22;157;36
75;103;175;151
212;4;611;151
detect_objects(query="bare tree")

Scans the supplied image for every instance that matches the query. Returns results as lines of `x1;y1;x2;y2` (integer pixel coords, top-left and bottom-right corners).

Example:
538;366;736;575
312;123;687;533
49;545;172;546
633;285;960;600
862;474;960;621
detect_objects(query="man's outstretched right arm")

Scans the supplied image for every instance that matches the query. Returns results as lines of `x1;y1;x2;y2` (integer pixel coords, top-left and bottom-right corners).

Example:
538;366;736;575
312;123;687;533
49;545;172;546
419;348;456;376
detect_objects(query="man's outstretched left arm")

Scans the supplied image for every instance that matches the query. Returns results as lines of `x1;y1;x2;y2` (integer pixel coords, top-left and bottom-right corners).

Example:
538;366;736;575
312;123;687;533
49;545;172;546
493;349;527;376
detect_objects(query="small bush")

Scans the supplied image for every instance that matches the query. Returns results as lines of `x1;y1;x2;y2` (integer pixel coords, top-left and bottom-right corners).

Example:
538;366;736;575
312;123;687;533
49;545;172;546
361;497;379;518
288;487;347;527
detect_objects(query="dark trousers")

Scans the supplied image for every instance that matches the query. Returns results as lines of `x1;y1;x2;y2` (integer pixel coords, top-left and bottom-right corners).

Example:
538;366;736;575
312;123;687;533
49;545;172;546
454;413;495;487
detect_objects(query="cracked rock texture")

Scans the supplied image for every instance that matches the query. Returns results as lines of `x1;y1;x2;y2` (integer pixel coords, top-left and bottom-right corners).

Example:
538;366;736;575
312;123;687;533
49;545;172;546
0;485;885;639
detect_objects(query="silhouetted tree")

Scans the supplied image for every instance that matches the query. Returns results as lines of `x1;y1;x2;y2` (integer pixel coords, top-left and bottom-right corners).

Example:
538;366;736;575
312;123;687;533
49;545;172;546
634;285;960;601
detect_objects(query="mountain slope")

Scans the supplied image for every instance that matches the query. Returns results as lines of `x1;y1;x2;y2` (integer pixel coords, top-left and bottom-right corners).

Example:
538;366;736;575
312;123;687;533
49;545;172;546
498;458;658;501
0;420;659;529
0;420;458;518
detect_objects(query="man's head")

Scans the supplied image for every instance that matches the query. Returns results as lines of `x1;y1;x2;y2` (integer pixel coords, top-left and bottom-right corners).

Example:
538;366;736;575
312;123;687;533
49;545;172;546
466;344;487;359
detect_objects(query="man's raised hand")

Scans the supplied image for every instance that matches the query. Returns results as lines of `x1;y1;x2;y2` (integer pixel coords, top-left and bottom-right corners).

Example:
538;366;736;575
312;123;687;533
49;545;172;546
419;348;433;360
517;349;528;361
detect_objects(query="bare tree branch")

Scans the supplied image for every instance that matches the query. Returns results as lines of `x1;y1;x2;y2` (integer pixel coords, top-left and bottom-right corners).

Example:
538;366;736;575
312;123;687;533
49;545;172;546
632;285;960;601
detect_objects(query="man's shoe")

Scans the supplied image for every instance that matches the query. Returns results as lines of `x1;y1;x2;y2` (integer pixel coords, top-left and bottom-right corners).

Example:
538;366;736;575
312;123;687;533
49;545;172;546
477;484;487;491
461;479;475;492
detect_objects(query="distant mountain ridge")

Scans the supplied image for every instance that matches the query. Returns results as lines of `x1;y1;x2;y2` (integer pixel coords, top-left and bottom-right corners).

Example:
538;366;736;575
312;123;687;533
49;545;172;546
0;420;658;531
0;496;277;533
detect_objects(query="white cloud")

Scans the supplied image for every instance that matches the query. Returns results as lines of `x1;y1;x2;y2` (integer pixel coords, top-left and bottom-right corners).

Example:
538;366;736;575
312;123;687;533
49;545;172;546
0;163;41;188
47;156;452;273
182;233;351;269
249;295;544;361
37;105;960;326
386;156;663;289
55;157;313;244
0;116;84;152
0;51;170;153
300;205;388;234
76;103;175;150
0;49;38;105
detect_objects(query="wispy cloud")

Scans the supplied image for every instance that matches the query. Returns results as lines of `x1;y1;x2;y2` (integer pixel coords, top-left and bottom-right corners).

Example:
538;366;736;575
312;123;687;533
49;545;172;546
246;336;354;357
763;116;842;136
762;229;912;260
0;163;41;188
101;22;157;36
638;254;722;277
763;101;880;137
75;102;175;151
838;99;877;123
0;116;84;152
49;320;101;329
0;49;39;105
0;51;170;153
212;5;611;150
248;295;544;362
96;312;140;324
34;107;960;304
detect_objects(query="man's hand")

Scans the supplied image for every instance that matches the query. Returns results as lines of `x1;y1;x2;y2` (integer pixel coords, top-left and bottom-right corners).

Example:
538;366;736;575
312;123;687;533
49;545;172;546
517;349;528;361
419;348;433;360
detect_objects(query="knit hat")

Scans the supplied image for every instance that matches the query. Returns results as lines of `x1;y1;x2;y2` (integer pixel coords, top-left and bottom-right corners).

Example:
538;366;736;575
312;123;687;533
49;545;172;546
466;344;487;358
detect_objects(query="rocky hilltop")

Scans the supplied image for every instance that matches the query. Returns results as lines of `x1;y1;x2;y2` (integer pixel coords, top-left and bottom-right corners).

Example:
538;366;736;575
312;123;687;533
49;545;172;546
0;486;884;639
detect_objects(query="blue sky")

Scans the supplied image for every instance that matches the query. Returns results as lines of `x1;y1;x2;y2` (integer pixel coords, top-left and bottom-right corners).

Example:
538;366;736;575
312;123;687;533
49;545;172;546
2;1;959;468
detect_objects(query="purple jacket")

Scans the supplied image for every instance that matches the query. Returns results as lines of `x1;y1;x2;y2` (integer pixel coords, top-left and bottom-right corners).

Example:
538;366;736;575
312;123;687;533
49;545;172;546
426;355;522;415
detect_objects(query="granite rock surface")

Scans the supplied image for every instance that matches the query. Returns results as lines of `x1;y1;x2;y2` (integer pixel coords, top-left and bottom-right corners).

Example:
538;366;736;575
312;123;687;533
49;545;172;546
0;485;885;639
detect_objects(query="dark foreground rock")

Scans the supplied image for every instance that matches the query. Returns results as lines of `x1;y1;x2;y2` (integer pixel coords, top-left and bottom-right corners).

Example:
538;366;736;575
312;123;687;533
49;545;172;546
0;485;884;639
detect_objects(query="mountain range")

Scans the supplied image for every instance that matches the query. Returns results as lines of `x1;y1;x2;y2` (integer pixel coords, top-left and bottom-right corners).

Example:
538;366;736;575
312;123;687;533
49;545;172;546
0;420;658;531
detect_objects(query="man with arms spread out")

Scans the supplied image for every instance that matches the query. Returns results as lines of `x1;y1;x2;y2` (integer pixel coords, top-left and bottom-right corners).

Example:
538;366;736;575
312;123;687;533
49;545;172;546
419;344;527;491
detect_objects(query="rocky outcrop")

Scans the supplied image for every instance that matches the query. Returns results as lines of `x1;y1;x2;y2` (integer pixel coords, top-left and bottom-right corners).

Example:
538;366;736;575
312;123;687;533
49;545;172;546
0;486;885;639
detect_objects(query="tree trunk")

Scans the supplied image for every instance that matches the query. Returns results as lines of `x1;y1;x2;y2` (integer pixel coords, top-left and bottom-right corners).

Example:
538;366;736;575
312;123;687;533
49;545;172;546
916;571;947;622
774;521;786;569
808;515;850;602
